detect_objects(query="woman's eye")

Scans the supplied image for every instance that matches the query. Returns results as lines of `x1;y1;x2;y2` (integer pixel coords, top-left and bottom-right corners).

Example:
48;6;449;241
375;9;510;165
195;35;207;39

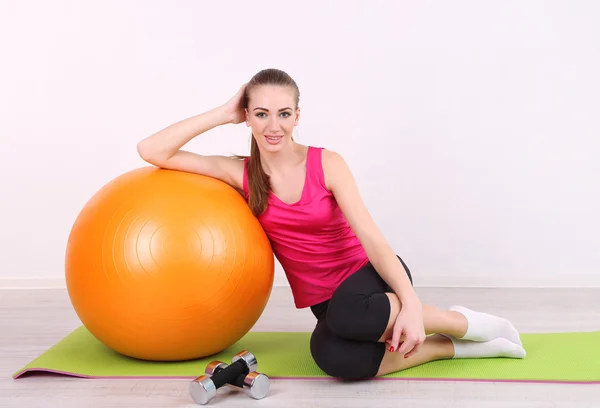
255;112;291;118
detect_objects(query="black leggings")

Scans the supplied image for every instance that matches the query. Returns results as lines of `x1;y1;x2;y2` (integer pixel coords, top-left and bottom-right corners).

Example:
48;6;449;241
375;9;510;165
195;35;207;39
309;255;413;380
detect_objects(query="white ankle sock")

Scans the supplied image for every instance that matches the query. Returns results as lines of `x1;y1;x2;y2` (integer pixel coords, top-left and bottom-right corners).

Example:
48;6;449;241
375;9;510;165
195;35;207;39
450;305;523;346
446;336;527;359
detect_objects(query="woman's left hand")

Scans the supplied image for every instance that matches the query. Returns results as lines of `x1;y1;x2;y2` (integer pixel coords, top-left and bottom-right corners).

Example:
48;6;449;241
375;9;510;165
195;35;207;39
388;300;426;358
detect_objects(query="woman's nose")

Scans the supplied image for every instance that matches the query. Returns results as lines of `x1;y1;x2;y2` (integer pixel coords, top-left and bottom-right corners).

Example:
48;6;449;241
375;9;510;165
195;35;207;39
269;116;280;131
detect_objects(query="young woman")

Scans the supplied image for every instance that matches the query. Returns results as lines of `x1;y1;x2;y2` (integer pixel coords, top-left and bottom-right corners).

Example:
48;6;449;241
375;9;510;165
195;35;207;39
137;68;526;380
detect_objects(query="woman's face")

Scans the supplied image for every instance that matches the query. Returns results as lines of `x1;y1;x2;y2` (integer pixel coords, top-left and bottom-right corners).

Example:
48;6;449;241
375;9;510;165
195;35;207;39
245;85;300;153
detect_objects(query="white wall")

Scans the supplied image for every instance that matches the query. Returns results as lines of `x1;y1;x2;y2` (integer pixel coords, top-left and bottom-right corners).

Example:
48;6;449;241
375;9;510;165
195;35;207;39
1;0;599;289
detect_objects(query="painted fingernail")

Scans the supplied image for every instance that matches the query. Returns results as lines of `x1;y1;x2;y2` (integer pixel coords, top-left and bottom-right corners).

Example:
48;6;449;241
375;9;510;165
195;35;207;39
389;346;394;352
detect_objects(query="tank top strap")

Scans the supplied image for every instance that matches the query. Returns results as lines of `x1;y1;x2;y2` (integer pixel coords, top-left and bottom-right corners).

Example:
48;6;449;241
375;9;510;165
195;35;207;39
305;146;329;193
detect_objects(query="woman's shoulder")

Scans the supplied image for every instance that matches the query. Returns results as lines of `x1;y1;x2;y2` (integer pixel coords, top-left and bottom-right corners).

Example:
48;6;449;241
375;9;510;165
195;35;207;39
318;148;350;190
319;147;346;167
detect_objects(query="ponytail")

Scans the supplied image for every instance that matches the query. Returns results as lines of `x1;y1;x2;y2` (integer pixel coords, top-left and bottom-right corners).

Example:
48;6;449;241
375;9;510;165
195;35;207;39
247;137;270;216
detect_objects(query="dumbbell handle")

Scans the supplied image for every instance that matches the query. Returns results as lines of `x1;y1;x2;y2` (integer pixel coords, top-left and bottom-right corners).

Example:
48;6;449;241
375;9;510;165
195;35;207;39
213;366;246;388
213;368;270;400
210;359;249;389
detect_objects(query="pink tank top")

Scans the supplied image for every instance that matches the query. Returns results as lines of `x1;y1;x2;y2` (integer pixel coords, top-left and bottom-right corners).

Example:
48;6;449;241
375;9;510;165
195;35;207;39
243;146;369;308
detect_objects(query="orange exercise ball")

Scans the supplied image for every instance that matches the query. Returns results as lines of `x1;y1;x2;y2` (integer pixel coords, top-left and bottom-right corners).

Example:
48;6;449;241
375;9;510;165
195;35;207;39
65;167;274;361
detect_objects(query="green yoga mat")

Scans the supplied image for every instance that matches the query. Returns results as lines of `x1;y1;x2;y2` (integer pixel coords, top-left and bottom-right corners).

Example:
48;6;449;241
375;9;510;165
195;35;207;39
13;326;600;383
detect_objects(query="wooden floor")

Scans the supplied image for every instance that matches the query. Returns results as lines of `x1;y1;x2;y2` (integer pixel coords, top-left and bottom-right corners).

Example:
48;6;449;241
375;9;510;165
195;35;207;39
2;286;600;408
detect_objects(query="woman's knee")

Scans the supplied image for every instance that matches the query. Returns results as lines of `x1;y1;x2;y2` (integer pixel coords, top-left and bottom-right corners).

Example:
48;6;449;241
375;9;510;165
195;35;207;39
326;290;391;342
310;323;383;380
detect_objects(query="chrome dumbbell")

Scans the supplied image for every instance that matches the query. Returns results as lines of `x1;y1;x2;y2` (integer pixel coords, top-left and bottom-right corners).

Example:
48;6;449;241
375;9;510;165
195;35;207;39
189;350;270;405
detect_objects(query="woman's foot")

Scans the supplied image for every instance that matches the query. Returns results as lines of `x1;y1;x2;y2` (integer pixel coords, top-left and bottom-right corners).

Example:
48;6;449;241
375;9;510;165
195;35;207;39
446;335;527;359
449;305;523;346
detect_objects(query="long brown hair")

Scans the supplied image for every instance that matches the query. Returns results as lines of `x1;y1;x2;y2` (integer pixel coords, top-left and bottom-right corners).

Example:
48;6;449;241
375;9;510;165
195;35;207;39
242;68;300;216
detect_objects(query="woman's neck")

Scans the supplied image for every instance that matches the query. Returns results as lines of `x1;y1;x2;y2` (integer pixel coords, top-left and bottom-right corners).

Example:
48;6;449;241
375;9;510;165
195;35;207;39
260;142;307;176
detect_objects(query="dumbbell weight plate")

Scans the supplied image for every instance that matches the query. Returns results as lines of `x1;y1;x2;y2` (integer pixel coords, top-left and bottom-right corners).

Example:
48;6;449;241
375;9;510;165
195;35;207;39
205;361;228;376
189;375;216;405
243;372;271;400
231;350;258;373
